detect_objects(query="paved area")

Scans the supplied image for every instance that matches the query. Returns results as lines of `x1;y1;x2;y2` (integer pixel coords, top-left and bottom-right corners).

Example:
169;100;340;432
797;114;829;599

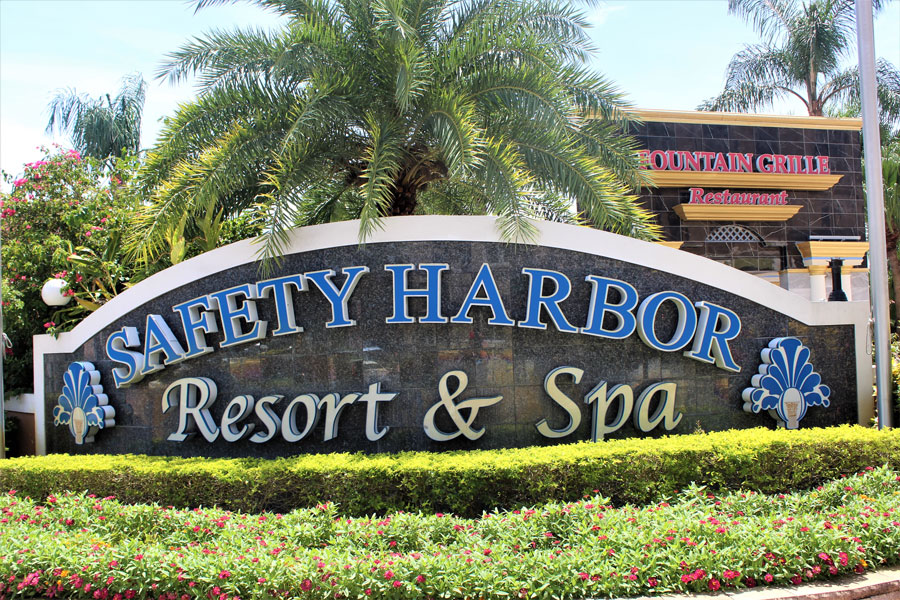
627;567;900;600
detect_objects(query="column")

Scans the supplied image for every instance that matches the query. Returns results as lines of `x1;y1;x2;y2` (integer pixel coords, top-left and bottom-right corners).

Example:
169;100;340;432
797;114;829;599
808;265;828;302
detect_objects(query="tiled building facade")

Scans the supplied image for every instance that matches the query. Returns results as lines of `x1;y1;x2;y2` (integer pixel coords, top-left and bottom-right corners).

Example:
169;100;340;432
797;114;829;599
631;110;869;302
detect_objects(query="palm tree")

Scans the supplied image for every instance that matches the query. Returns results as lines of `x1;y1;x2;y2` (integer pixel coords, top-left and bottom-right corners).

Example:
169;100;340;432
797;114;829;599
46;73;147;160
133;0;658;265
699;0;900;126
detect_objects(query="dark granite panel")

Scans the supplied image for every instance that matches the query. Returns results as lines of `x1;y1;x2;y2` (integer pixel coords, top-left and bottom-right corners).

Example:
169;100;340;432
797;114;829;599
44;240;861;459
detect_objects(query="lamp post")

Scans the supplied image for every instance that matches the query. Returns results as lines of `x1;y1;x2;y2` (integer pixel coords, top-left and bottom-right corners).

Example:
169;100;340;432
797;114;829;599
828;259;848;302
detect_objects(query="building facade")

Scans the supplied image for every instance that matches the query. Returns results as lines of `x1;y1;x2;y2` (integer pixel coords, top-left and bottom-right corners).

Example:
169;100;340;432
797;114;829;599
632;110;868;302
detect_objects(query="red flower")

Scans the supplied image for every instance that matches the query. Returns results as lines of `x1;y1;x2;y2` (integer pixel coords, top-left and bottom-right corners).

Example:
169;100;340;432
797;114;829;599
764;573;774;583
578;573;589;581
416;575;426;584
300;580;312;591
384;570;394;580
392;581;402;588
708;579;720;591
218;571;230;579
648;577;658;587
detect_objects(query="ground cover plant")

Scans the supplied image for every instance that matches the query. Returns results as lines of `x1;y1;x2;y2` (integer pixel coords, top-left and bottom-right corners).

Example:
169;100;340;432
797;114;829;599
1;466;898;599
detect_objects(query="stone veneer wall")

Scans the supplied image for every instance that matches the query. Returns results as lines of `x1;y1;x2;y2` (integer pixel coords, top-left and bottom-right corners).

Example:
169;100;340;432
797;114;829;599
632;121;864;273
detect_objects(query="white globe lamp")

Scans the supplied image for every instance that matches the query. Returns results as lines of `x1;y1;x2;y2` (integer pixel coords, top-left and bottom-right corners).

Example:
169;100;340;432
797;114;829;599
41;278;72;306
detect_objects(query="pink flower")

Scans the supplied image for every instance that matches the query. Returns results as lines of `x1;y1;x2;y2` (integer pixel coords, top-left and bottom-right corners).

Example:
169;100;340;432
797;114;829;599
300;580;312;591
708;579;720;591
764;573;774;583
578;573;589;581
392;581;402;588
384;570;394;580
416;575;425;584
218;571;230;579
648;577;658;587
257;578;266;583
12;178;26;187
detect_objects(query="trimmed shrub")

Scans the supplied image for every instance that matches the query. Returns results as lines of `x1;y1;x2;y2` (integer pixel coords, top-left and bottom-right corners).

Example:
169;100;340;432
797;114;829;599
0;425;897;516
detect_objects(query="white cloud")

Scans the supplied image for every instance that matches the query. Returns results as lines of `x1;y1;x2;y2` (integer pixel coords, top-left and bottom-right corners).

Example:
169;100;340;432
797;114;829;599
591;4;626;27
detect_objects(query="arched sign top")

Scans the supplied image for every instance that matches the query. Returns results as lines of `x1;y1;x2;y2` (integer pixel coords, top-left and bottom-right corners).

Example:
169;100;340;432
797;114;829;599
63;216;860;354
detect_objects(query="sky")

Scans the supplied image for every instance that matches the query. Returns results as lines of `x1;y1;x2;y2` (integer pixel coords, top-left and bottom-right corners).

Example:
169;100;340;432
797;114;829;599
0;0;898;182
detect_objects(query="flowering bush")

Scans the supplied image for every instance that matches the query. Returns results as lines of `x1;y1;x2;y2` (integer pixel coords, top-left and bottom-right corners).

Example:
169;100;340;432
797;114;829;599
0;466;898;599
1;148;142;394
1;146;264;396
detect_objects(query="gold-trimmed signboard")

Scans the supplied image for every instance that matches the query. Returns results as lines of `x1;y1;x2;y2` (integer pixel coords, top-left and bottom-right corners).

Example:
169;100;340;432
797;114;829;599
674;204;803;222
647;171;841;191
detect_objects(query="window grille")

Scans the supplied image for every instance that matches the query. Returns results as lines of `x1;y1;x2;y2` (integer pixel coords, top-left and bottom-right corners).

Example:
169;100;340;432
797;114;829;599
706;225;765;244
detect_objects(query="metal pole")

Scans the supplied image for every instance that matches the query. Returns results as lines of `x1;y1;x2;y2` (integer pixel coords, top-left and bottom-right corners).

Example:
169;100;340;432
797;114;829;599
856;0;892;428
1;204;6;457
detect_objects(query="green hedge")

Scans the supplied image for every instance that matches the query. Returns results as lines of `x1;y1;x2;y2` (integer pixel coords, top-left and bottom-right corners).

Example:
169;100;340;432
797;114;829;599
1;425;897;515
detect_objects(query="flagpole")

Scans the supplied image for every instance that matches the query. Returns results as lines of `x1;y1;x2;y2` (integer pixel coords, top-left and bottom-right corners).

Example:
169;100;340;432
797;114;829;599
856;0;893;428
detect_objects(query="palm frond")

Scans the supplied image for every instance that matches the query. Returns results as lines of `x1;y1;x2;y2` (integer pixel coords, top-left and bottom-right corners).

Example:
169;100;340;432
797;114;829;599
727;0;797;42
422;89;484;176
157;28;283;86
394;40;431;112
358;114;405;239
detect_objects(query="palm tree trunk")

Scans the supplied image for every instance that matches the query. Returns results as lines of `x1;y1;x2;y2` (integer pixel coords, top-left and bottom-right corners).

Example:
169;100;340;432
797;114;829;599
389;187;418;216
888;249;900;335
887;228;900;334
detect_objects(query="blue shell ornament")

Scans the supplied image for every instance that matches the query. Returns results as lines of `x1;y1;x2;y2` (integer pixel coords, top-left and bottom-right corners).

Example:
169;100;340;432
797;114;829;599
53;362;116;444
742;337;830;429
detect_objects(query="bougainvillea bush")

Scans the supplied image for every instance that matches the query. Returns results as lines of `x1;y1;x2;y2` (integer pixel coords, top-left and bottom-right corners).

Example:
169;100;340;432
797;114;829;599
1;466;898;600
0;148;141;394
0;148;264;395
